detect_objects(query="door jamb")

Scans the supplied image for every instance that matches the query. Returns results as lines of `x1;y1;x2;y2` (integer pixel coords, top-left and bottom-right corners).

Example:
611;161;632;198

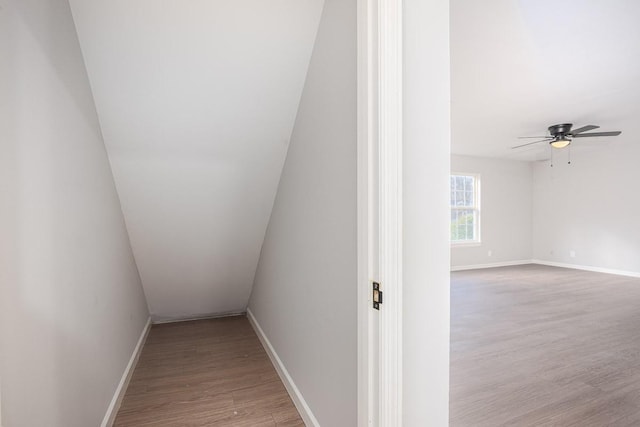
356;0;375;422
357;0;403;424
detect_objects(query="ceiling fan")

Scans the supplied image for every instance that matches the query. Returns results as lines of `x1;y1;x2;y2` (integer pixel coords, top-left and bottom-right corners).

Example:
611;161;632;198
513;123;622;149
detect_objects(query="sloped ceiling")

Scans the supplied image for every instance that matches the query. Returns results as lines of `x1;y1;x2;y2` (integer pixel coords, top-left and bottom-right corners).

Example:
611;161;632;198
451;0;640;160
69;0;324;320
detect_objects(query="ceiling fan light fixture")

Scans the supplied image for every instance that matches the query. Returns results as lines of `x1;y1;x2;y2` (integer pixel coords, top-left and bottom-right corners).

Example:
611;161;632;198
550;136;571;148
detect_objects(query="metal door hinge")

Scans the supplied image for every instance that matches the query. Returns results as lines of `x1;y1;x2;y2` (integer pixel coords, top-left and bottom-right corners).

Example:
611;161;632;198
373;281;382;310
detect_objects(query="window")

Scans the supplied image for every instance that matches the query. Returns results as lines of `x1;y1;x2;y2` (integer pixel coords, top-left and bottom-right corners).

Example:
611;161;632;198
450;174;480;244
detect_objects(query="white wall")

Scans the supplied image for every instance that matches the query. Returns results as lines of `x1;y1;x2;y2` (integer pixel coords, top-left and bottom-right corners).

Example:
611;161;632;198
0;1;150;426
451;155;533;268
403;0;451;424
247;0;357;424
69;0;324;321
533;142;640;274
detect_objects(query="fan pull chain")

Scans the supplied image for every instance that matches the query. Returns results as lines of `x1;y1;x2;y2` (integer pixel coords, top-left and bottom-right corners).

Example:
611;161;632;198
550;145;554;167
568;145;571;165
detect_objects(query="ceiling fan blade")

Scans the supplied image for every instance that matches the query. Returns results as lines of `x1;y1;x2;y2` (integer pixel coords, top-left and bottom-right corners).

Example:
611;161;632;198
517;136;550;139
512;138;552;149
571;125;599;134
572;131;622;138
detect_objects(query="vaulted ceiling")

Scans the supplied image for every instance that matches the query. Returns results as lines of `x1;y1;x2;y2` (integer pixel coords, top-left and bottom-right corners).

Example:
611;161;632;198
451;0;640;160
69;0;324;320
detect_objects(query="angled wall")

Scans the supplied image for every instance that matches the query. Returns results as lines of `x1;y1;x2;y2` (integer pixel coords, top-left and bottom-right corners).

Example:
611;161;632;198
247;0;357;424
0;0;149;425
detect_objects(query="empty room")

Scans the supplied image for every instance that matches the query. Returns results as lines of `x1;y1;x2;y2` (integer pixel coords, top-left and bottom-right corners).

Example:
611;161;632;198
7;0;639;425
1;0;450;425
449;1;640;425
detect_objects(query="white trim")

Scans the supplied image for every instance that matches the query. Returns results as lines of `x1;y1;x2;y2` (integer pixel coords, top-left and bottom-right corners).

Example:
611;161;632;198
101;317;151;427
151;311;246;324
246;309;320;427
450;259;640;278
357;0;375;423
531;260;640;279
450;260;533;272
377;0;403;423
358;0;404;423
450;242;482;248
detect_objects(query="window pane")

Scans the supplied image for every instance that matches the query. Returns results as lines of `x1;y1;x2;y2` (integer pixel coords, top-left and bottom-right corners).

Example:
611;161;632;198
451;208;475;241
465;176;473;191
451;175;475;208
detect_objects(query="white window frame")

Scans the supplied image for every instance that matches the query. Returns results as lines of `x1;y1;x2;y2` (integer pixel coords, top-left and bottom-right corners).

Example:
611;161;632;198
450;173;481;246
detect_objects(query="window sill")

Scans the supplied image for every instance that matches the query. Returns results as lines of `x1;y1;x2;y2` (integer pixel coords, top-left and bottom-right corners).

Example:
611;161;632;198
450;241;482;248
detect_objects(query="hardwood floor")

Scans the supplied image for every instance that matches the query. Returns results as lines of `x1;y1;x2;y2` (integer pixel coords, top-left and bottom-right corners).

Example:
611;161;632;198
451;264;640;426
114;316;303;426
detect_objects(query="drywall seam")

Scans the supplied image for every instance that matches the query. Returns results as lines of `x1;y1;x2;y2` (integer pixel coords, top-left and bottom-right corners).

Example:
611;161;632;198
531;260;640;279
246;309;320;427
450;260;533;272
101;317;151;427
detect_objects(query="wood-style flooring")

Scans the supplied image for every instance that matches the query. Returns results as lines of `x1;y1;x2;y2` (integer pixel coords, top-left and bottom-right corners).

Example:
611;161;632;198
114;316;303;426
451;264;640;426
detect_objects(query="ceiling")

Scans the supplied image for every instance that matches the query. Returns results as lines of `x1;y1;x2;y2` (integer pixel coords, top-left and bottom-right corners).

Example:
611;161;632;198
69;0;324;320
451;0;640;161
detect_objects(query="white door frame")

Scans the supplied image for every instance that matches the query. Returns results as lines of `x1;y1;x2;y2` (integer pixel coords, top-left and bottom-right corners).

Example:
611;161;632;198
357;0;403;424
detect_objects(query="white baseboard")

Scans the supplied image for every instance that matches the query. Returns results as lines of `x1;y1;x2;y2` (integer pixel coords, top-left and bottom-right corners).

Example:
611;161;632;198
451;259;533;272
246;309;320;427
531;260;640;279
101;317;152;427
450;259;640;278
152;311;246;324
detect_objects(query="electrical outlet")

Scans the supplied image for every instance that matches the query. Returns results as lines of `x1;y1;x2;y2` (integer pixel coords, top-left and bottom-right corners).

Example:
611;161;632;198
487;250;492;257
570;250;576;258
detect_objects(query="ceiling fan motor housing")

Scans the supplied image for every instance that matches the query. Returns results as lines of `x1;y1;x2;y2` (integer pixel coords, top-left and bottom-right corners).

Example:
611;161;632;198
548;123;573;137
